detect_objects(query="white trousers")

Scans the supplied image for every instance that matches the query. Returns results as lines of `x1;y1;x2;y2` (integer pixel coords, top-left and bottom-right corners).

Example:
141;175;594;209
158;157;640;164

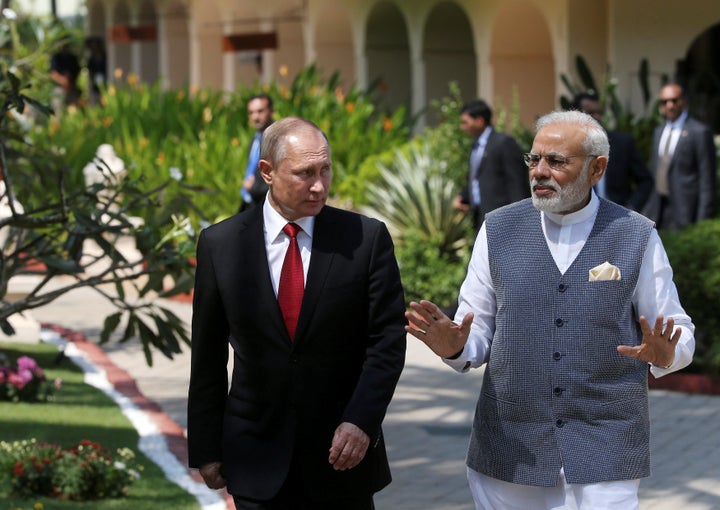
467;467;640;510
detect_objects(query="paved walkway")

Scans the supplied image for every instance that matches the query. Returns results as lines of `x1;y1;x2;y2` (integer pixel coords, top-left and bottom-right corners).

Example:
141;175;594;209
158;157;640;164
26;280;720;510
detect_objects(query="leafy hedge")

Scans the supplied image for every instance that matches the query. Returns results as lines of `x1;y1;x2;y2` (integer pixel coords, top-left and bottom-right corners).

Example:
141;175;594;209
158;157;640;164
30;65;412;228
660;219;720;378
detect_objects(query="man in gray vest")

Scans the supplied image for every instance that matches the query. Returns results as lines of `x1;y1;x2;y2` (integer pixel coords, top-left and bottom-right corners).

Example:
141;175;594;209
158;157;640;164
406;110;695;509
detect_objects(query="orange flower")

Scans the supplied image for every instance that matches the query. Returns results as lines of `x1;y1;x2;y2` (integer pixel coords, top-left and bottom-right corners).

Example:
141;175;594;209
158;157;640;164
383;117;393;131
139;137;149;148
345;102;355;113
113;68;123;80
334;87;345;103
157;151;165;164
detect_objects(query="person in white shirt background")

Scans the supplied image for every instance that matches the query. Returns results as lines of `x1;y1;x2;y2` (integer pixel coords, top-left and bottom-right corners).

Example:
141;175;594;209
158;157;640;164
406;110;695;510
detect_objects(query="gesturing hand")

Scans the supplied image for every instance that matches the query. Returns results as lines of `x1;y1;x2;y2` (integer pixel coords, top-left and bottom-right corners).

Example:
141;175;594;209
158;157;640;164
405;300;473;359
617;315;680;368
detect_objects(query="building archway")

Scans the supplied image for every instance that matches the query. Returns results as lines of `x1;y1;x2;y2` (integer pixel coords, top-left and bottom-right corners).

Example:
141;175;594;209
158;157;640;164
314;4;354;88
161;1;189;89
679;21;720;133
423;1;475;125
490;1;554;129
111;0;131;82
137;0;159;84
86;0;105;39
365;1;411;114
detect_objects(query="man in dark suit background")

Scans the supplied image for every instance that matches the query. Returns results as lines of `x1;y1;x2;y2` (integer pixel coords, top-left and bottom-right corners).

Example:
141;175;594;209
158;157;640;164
643;83;716;230
188;117;406;509
452;99;530;233
572;92;653;211
239;94;275;212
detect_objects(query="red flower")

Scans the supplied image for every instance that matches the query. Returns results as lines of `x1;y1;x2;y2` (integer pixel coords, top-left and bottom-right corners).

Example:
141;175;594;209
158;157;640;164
13;461;25;477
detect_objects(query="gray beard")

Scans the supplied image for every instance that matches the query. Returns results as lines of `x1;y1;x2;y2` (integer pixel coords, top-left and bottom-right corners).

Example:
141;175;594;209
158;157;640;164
530;163;591;214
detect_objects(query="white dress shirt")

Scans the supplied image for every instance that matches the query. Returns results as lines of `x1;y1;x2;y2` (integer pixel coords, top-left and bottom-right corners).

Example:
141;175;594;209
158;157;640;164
263;196;314;296
657;110;688;159
445;192;695;507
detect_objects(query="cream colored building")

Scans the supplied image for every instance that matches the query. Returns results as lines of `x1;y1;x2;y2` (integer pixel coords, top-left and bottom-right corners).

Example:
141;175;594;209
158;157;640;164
86;0;720;130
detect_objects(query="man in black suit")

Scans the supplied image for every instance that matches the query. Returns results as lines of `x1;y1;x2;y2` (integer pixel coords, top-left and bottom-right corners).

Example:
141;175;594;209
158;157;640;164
572;92;653;211
643;83;716;230
452;99;530;233
188;117;406;509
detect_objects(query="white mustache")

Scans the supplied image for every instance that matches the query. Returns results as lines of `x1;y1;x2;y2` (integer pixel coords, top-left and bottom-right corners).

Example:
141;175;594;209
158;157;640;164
531;179;560;193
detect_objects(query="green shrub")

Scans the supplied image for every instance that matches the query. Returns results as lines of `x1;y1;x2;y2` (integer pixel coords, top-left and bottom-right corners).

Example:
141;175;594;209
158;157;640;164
395;228;469;308
27;64;413;227
660;219;720;377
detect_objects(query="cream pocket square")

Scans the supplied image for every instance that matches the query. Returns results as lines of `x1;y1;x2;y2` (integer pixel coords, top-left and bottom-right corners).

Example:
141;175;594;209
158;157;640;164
589;261;621;281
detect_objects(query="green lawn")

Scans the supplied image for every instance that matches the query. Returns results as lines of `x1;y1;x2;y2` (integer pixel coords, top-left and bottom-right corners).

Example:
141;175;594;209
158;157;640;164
0;341;200;509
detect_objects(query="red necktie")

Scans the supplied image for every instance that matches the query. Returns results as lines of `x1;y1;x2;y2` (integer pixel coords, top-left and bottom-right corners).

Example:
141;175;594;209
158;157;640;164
278;223;304;340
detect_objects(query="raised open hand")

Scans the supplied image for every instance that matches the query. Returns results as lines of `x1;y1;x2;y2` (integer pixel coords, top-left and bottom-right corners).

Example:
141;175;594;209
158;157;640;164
405;300;473;359
617;315;680;368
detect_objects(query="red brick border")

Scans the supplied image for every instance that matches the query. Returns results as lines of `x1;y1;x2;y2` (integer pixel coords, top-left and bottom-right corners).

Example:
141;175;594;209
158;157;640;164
42;323;234;509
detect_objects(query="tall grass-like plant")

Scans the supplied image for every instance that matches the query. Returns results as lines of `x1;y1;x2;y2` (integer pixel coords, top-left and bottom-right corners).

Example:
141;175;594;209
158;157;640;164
360;143;471;306
361;143;468;254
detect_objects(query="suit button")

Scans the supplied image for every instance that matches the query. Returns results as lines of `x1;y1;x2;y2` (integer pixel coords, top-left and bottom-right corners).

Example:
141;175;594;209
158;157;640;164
553;352;562;361
553;387;564;396
556;419;565;428
558;283;567;292
555;318;564;327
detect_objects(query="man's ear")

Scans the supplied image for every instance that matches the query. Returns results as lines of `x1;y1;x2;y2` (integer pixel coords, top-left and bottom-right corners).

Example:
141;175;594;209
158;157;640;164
589;156;608;186
258;160;272;185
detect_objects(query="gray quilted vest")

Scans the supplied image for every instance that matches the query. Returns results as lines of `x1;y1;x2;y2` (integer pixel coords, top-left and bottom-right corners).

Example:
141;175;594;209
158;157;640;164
468;198;654;486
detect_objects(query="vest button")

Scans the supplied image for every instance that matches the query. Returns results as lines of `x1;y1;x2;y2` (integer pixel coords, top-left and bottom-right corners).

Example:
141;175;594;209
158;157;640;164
553;352;562;361
558;283;567;292
553;387;564;396
556;419;565;428
555;318;564;327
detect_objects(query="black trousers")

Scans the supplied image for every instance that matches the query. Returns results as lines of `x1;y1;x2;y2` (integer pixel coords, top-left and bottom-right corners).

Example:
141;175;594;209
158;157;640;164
232;449;375;510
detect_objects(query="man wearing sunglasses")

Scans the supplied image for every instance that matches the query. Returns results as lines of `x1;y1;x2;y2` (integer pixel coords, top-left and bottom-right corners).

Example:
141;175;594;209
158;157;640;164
406;110;694;509
643;83;716;230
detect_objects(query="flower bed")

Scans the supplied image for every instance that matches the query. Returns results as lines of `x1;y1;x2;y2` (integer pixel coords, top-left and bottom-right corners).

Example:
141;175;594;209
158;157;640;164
0;354;61;402
0;438;141;500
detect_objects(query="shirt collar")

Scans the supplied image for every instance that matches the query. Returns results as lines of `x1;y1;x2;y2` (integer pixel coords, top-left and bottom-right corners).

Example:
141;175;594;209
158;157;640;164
667;110;688;130
476;125;493;147
262;194;316;241
542;190;599;227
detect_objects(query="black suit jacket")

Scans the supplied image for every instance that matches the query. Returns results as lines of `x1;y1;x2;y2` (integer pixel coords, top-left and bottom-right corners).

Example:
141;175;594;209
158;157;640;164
643;116;716;228
187;205;406;500
603;130;653;211
460;129;530;231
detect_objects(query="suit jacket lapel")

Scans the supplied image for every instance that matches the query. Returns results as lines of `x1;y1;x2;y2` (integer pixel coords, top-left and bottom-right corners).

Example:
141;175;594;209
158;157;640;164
237;207;290;343
293;207;336;342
